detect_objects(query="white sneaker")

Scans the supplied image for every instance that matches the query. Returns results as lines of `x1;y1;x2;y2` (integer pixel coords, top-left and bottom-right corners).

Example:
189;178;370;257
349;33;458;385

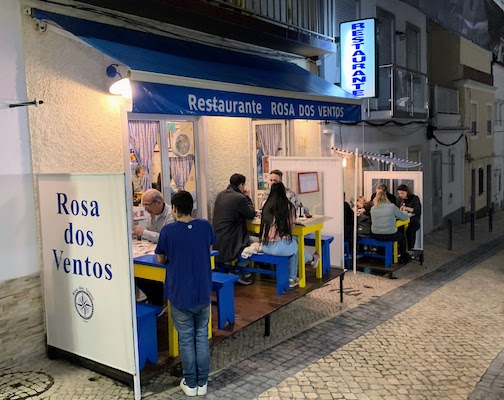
309;252;321;269
180;378;197;397
197;382;207;396
289;278;299;288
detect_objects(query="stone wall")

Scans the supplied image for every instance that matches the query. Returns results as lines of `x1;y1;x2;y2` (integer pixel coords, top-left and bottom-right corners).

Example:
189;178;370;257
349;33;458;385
0;274;45;369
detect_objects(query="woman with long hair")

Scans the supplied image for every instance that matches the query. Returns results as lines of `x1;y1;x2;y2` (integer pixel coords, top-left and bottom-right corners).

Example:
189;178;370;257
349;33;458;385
396;184;422;251
258;182;319;288
370;191;410;262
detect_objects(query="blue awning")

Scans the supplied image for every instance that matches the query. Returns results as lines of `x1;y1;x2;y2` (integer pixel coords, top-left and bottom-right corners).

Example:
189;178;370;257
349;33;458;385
32;9;361;121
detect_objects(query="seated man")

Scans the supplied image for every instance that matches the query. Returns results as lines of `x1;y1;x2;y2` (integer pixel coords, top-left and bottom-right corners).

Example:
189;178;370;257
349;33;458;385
370;183;397;207
132;189;174;244
212;173;256;285
132;188;174;305
261;169;299;209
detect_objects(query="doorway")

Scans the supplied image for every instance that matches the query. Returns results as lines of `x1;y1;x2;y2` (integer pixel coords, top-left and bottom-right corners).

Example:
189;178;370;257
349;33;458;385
431;151;443;228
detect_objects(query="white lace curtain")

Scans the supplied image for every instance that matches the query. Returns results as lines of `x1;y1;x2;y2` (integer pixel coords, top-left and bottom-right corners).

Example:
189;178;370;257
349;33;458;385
169;155;195;191
257;124;282;156
128;121;159;191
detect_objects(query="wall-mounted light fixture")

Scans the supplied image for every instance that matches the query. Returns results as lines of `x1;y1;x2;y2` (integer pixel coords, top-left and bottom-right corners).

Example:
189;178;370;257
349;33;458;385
106;64;132;99
342;158;347;168
395;30;406;41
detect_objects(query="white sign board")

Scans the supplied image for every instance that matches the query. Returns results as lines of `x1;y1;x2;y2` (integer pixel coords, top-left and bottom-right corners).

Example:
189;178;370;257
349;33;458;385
340;18;377;98
39;174;136;374
270;157;344;267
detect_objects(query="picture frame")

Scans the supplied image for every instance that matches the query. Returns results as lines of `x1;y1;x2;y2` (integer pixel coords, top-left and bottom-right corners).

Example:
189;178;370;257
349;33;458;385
298;172;319;194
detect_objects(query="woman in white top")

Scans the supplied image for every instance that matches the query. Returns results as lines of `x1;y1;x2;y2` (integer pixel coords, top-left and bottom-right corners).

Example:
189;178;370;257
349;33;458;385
258;182;319;288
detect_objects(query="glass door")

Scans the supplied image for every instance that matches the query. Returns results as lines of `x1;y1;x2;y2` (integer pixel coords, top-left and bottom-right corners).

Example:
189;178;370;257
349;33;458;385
128;116;201;217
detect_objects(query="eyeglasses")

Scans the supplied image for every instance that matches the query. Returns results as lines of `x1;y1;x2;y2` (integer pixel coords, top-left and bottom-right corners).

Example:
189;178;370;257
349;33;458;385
143;200;159;207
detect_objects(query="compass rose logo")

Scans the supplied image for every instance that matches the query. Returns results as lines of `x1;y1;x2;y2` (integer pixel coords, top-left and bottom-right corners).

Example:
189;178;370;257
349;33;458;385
74;288;94;320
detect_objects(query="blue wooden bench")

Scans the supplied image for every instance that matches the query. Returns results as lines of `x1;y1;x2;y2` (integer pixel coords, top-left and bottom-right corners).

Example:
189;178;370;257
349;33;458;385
136;303;162;369
217;253;290;296
304;234;334;274
212;271;239;330
357;237;393;267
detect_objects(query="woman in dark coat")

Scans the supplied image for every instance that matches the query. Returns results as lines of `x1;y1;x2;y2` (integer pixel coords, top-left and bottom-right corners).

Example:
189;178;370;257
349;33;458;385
396;184;422;251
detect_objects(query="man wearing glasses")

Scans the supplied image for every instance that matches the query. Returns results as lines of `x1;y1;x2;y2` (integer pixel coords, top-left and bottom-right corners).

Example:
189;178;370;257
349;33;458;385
132;188;174;243
132;188;175;305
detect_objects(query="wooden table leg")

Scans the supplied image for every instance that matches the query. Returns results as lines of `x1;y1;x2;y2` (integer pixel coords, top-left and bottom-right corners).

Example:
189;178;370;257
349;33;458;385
167;302;179;357
298;234;307;288
315;230;322;279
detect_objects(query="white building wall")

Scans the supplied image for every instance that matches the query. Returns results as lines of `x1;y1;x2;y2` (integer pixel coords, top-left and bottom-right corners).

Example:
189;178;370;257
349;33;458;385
493;63;504;209
0;0;46;369
0;0;38;282
430;131;465;220
361;0;427;73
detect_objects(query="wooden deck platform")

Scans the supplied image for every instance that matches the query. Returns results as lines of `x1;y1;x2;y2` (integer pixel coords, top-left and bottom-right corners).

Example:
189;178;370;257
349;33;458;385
141;266;345;380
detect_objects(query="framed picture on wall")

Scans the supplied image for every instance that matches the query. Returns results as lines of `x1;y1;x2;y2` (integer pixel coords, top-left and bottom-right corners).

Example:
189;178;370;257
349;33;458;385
298;172;319;194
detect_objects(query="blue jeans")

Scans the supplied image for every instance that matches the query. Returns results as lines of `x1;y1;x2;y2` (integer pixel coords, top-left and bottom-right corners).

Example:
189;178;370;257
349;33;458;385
170;303;210;388
260;238;313;280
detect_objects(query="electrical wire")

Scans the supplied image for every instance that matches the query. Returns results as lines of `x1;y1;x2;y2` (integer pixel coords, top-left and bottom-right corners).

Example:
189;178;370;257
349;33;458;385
431;132;464;146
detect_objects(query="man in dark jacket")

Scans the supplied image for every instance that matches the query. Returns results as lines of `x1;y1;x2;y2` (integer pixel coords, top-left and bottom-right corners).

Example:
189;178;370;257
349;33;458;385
213;173;256;285
370;183;397;206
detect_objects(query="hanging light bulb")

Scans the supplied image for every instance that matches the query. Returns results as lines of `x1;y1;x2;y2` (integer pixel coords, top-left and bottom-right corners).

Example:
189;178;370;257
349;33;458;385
109;78;132;99
106;64;132;99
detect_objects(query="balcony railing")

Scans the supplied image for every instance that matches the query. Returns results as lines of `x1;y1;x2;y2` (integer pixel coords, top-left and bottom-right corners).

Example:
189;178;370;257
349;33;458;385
366;65;429;119
207;0;333;40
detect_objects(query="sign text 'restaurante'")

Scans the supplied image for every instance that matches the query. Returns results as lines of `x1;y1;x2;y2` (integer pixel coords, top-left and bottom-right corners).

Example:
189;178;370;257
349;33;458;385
350;22;367;97
187;94;345;119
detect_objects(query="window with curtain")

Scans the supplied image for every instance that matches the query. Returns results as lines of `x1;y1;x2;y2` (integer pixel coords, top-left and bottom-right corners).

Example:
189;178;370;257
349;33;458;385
128;120;159;193
255;123;282;190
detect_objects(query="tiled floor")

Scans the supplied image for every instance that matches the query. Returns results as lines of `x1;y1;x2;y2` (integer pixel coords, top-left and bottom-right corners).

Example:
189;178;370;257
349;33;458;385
2;214;504;400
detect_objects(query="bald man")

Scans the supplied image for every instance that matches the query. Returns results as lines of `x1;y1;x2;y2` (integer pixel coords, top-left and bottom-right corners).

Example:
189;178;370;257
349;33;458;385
132;189;174;243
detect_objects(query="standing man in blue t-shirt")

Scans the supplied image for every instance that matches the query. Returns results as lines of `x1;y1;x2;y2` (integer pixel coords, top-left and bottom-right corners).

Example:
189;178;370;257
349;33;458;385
155;191;216;397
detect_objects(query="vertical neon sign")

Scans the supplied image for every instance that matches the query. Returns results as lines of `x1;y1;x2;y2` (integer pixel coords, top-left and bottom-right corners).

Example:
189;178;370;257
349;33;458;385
340;18;378;98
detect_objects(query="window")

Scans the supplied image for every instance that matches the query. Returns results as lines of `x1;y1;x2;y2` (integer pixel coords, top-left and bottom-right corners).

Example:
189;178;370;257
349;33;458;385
406;24;420;72
335;0;360;28
470;102;478;136
407;148;421;171
487;105;492;135
376;8;395;65
448;150;455;183
478;168;484;195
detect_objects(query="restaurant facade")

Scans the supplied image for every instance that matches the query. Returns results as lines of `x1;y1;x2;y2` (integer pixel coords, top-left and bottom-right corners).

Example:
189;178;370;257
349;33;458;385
1;0;361;392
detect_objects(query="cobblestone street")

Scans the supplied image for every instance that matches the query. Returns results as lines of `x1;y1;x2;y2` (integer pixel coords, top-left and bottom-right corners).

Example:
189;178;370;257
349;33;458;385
1;214;504;400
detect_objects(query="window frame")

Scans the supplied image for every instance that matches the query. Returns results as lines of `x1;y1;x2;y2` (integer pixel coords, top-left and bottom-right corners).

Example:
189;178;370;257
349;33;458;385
486;103;493;135
478;167;484;195
470;101;478;137
448;150;455;183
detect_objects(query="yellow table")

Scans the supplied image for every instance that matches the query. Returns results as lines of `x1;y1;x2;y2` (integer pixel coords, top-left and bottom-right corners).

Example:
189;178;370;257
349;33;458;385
394;218;410;263
133;251;216;358
246;215;331;288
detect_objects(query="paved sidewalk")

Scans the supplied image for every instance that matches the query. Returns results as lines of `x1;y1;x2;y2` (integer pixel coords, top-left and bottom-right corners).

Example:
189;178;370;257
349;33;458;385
1;213;503;399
